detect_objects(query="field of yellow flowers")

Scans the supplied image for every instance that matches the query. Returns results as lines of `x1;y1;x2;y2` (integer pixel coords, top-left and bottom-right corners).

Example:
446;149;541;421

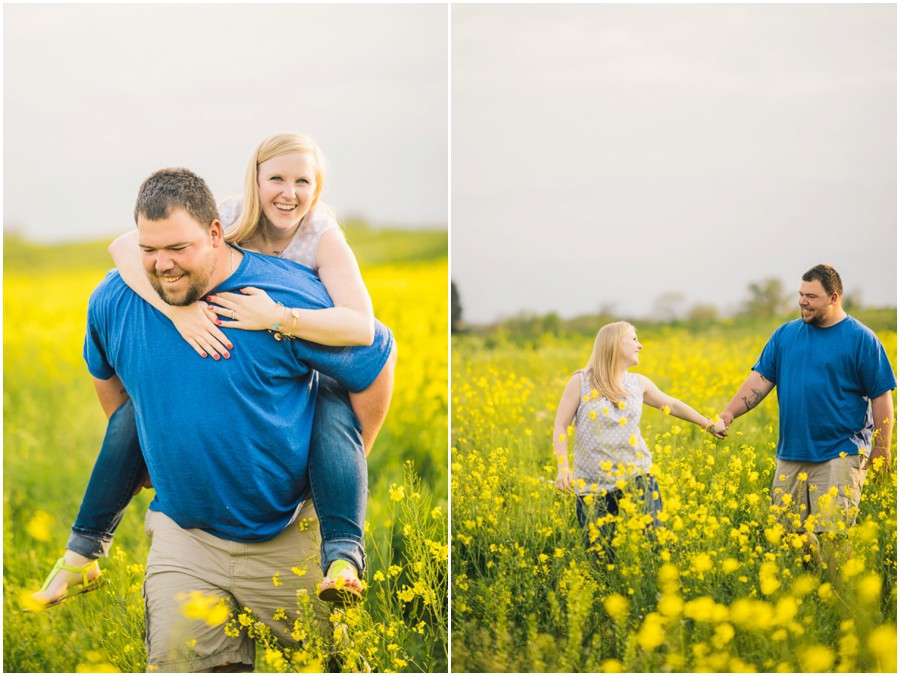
4;236;448;673
452;322;897;672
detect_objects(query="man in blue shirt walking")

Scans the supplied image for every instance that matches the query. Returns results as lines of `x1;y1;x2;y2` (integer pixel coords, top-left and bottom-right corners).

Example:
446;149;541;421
84;168;396;671
716;264;894;567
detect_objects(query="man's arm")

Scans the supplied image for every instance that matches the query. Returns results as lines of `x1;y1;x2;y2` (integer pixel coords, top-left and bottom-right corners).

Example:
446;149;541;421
348;342;397;455
864;390;894;474
718;371;775;429
93;375;130;419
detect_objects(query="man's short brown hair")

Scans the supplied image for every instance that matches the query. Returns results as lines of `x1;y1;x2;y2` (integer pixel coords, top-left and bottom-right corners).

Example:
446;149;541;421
802;264;843;297
134;168;219;228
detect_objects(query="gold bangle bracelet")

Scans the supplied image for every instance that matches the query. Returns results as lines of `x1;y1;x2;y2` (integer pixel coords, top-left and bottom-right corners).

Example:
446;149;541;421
272;308;300;341
272;302;284;331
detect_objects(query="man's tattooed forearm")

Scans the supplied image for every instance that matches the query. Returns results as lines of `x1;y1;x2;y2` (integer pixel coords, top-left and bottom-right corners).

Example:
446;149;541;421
741;388;765;413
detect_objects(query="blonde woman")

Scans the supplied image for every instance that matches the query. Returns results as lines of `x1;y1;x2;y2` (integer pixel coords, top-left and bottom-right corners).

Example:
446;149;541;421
553;321;723;556
34;133;390;608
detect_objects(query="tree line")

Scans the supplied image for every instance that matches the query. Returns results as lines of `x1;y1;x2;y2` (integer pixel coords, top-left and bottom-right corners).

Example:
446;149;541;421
451;277;885;336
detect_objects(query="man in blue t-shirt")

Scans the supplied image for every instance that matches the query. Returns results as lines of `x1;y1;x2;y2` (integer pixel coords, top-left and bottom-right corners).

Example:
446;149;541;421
83;168;396;671
716;264;895;560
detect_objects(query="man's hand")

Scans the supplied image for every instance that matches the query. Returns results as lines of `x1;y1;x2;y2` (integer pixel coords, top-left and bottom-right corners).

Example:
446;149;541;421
866;392;895;482
132;468;154;496
862;448;892;479
713;417;729;437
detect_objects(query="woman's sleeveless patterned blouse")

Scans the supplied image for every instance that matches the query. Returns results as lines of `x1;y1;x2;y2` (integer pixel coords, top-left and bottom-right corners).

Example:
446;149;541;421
218;196;339;272
572;370;651;494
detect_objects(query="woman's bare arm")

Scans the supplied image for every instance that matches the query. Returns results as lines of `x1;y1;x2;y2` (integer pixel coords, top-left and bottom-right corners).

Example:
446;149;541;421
209;229;376;347
552;375;581;491
109;230;231;358
639;374;725;438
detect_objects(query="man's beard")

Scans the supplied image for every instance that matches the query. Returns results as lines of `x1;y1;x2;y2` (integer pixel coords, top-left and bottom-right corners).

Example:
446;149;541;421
149;262;214;307
801;307;828;326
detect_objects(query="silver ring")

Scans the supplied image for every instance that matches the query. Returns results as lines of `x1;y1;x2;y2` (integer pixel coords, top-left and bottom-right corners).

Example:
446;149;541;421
231;310;236;320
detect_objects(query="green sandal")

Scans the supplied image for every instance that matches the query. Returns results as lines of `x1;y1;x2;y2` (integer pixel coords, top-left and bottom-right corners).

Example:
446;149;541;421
27;557;108;612
318;560;363;605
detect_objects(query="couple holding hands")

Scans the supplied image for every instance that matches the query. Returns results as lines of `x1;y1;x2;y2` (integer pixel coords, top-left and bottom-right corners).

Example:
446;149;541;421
554;264;895;566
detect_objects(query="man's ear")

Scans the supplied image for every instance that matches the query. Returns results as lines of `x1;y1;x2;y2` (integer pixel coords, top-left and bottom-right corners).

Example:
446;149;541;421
209;219;224;246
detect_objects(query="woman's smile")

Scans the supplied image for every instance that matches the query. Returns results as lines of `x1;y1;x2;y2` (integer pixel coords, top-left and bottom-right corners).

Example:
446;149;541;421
257;151;317;232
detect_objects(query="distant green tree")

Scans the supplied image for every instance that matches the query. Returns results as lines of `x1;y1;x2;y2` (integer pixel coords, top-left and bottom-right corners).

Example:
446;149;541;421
744;278;790;318
687;303;720;324
842;288;862;312
451;280;463;333
653;292;687;323
541;312;562;335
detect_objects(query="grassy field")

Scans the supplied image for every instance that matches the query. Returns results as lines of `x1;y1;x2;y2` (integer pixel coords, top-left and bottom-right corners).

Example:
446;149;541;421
3;230;448;673
451;320;897;672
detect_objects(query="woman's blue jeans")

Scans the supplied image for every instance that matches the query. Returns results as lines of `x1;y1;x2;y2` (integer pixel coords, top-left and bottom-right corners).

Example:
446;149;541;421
67;374;367;574
575;473;663;561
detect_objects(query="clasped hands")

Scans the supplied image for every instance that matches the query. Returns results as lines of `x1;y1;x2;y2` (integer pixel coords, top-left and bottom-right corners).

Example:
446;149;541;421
164;287;280;359
703;410;736;440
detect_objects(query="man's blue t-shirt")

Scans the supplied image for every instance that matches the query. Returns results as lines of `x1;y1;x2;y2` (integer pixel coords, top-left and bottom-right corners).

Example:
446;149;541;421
753;316;895;463
84;249;394;543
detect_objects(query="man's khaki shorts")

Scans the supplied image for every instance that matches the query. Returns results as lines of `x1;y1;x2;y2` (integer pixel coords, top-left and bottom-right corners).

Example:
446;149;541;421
771;454;867;533
143;500;325;672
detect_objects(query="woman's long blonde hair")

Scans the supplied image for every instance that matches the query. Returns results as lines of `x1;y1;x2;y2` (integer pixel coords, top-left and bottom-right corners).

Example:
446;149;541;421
583;321;634;404
225;131;328;246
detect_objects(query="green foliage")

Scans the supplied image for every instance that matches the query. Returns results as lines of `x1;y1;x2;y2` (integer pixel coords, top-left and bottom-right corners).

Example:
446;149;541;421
4;232;116;274
450;280;462;333
743;277;792;318
4;221;447;273
342;221;447;266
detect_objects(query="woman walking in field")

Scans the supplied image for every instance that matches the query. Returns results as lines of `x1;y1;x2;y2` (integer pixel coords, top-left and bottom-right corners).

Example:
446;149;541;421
33;131;392;608
553;321;723;558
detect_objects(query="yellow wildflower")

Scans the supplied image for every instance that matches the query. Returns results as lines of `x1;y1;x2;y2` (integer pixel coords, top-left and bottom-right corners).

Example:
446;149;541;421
635;612;666;650
800;645;835;672
603;593;629;623
868;624;897;672
26;511;54;542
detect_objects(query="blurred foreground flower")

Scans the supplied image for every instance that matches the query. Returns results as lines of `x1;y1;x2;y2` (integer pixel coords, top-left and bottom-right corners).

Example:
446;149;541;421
26;510;54;541
18;590;48;613
800;645;835;672
76;651;119;672
178;591;230;626
868;624;897;672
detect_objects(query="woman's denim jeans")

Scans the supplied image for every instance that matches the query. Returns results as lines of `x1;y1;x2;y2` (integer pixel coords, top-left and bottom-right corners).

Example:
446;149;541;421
67;374;367;575
575;473;663;561
308;375;367;574
67;398;146;559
